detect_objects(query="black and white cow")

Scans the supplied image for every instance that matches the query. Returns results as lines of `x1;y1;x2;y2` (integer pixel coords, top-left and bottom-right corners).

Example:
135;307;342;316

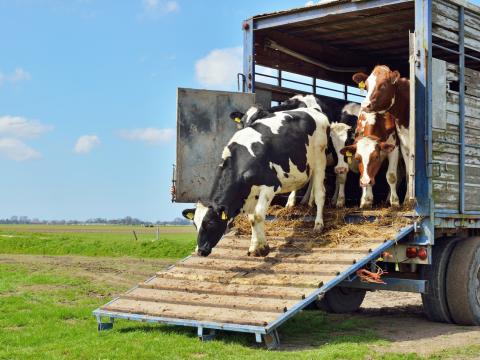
183;105;329;257
230;95;361;208
329;102;361;207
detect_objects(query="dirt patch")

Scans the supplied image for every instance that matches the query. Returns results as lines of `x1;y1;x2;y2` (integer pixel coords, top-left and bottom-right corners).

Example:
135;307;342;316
360;291;480;356
0;254;172;291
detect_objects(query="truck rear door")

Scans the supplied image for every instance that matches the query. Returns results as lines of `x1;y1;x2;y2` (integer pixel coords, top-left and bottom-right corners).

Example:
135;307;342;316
175;88;255;203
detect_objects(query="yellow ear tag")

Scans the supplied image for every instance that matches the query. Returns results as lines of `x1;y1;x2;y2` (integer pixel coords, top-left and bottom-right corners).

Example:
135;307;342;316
346;151;353;165
221;211;228;221
358;81;366;90
186;213;194;220
234;117;242;123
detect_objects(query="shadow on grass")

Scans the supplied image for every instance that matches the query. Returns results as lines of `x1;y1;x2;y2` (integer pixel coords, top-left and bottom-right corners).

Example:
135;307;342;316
114;309;380;351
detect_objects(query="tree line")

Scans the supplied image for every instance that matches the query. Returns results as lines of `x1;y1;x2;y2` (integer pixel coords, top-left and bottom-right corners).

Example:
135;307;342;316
0;216;191;226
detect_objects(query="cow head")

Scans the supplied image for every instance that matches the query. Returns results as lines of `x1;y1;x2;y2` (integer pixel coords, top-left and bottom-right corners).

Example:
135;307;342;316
340;137;395;187
182;202;228;257
353;66;401;114
330;122;353;175
229;105;270;129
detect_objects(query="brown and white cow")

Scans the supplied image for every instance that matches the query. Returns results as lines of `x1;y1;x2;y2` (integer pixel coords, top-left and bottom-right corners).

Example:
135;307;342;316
340;111;399;208
352;65;410;195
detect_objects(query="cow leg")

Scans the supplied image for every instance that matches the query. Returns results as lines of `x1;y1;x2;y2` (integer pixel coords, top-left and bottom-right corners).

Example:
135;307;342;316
248;187;274;257
387;146;400;207
335;173;347;208
300;180;314;206
360;186;373;208
313;150;327;231
286;191;296;208
401;143;411;201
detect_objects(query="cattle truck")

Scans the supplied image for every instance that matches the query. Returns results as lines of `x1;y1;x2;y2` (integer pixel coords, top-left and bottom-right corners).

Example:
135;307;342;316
94;0;480;348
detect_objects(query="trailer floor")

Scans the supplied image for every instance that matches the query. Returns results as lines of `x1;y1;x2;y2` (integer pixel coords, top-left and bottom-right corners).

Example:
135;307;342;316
94;209;415;348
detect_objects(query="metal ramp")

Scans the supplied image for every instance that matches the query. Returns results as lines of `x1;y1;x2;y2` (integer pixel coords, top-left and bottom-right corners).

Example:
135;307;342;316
93;225;414;349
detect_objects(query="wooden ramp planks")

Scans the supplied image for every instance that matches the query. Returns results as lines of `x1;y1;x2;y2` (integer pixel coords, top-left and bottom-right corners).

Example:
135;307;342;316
100;232;388;329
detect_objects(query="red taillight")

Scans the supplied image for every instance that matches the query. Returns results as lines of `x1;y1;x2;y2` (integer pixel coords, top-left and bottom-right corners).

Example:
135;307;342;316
406;247;418;258
418;247;428;260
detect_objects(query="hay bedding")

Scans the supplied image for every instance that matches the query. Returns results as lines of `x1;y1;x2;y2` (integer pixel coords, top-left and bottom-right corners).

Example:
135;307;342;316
232;204;416;249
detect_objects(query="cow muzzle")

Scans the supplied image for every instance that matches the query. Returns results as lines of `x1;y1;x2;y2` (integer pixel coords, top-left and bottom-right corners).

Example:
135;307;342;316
335;166;348;175
360;177;374;187
197;248;211;257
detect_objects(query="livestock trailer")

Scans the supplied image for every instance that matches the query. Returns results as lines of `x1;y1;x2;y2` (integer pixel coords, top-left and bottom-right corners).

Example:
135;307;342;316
94;0;480;347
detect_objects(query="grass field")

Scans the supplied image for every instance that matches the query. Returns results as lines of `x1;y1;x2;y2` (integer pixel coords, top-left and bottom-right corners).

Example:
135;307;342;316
0;225;479;359
0;225;196;259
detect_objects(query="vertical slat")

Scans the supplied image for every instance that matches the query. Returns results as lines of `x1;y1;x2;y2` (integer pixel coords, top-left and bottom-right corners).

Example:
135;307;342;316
459;5;466;214
408;31;417;201
243;19;255;92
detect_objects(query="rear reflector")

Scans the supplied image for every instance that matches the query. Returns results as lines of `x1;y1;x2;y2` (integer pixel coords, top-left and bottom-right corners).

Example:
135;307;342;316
406;247;418;259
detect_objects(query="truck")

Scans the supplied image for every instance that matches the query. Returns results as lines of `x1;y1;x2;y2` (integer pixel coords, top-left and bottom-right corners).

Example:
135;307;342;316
94;0;480;348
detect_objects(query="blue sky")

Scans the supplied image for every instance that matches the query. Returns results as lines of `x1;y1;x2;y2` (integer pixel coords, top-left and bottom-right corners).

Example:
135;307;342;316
1;0;479;221
0;0;310;221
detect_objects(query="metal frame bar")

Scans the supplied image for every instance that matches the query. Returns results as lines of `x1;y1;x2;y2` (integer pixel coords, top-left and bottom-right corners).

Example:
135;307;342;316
340;277;427;293
253;0;413;30
243;19;255;93
255;69;360;101
458;5;466;214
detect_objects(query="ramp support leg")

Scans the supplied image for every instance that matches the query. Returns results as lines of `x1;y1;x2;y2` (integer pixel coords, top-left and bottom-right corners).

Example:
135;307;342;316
197;327;216;341
263;330;280;350
96;316;114;331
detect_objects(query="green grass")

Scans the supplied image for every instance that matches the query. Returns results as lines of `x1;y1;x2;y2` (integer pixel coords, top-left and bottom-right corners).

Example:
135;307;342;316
0;230;196;259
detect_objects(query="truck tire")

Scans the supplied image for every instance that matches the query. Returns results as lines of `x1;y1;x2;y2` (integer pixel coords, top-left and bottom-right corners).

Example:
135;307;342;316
420;237;460;323
314;286;366;313
445;237;480;326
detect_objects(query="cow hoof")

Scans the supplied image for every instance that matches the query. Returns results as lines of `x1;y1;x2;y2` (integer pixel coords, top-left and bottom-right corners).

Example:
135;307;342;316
360;202;372;209
314;223;324;232
390;200;400;207
248;244;270;257
336;198;345;208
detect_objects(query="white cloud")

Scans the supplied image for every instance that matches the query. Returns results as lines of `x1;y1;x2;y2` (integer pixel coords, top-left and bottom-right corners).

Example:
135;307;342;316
0;67;31;86
140;0;179;19
0;138;41;161
0;116;53;139
10;68;31;83
118;128;174;145
74;135;100;154
195;47;243;89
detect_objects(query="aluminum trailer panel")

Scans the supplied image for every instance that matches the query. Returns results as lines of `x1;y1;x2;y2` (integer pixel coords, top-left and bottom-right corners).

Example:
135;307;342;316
93;224;414;348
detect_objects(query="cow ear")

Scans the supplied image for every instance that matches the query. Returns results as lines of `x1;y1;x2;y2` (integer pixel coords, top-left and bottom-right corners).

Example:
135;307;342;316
390;70;401;84
215;206;229;221
380;142;396;153
352;72;368;85
182;208;196;220
340;144;357;156
230;111;244;125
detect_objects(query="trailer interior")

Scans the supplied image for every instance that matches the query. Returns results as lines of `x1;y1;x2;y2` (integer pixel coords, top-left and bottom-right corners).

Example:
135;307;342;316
248;0;416;206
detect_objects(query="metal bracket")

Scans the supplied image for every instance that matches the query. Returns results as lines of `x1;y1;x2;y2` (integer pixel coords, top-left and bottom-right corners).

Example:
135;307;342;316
197;327;216;342
263;330;280;350
97;316;114;331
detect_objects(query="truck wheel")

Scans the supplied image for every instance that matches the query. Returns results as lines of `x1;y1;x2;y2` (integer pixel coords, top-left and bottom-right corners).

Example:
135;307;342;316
314;286;366;313
445;237;480;325
420;237;460;323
